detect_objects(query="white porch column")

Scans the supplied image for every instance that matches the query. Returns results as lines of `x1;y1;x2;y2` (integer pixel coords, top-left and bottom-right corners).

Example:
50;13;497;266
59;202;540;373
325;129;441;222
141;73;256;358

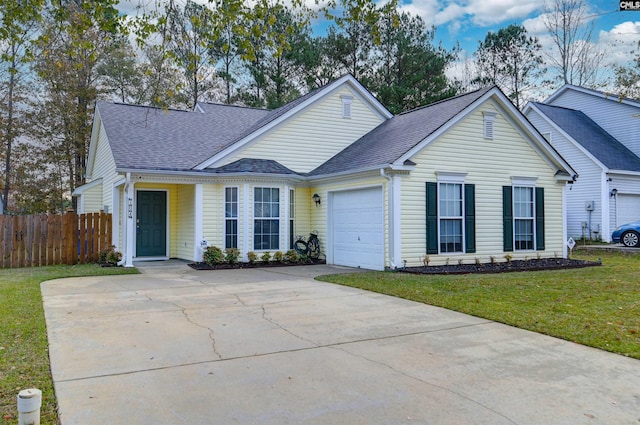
392;174;402;267
124;178;136;267
243;183;250;261
112;184;121;250
193;184;204;261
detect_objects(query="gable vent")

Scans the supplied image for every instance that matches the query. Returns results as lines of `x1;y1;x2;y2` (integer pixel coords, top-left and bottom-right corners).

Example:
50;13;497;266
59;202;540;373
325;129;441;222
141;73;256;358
483;111;496;139
342;95;353;118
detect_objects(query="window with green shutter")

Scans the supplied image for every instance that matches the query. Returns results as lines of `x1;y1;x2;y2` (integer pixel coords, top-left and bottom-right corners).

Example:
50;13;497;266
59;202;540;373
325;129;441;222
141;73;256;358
503;185;545;252
426;181;475;254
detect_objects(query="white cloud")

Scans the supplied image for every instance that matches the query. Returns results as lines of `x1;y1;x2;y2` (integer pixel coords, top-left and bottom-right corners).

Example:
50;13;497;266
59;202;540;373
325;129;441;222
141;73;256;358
598;21;640;67
399;0;544;28
398;0;440;25
434;4;466;26
465;0;541;26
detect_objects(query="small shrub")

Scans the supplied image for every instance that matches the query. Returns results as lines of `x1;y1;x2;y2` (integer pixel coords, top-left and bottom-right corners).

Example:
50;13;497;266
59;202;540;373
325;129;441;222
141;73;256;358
106;249;122;265
475;257;481;265
99;245;122;265
458;259;464;266
504;254;513;263
273;251;285;263
423;255;430;266
261;251;271;263
490;256;496;264
285;250;298;263
445;258;450;266
224;248;240;265
203;246;224;267
247;251;258;265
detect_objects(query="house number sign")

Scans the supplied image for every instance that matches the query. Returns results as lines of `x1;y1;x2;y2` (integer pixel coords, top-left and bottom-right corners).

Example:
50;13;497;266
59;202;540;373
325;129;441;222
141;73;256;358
128;197;133;219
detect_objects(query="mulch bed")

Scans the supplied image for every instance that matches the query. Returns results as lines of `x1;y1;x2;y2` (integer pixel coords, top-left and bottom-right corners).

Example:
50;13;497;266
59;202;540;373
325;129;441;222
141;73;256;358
188;260;326;270
400;258;601;275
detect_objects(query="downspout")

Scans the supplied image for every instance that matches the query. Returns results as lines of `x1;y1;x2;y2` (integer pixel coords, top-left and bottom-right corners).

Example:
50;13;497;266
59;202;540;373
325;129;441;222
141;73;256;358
381;169;396;269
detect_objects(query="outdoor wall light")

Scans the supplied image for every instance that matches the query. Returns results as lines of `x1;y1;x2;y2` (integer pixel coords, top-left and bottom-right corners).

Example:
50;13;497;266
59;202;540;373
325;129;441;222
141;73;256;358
610;188;618;198
312;193;321;206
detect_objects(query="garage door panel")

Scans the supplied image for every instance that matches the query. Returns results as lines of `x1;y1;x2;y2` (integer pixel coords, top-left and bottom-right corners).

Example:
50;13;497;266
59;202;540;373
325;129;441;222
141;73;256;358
617;194;640;226
332;188;384;270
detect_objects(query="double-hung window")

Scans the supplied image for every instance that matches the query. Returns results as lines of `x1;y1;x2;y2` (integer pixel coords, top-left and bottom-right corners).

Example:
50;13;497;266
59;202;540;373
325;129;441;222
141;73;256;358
439;183;463;253
513;186;534;250
254;187;279;250
503;180;544;252
224;187;238;249
426;174;475;255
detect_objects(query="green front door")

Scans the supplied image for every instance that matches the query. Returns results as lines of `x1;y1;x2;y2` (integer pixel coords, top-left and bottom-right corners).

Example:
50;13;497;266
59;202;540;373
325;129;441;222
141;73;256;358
136;191;167;257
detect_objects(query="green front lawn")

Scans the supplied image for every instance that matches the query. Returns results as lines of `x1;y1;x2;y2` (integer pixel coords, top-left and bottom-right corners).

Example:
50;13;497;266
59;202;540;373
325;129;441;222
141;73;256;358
318;250;640;359
0;265;138;425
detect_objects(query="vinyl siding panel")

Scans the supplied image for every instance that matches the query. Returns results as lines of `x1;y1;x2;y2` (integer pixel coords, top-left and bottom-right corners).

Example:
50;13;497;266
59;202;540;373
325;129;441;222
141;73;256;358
526;109;606;241
220;87;385;173
203;183;224;249
91;123;119;212
549;90;640;157
82;184;103;213
176;185;195;260
401;101;566;266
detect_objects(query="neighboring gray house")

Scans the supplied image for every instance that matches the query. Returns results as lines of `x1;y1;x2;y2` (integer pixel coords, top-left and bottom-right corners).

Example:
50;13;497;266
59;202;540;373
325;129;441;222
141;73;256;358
524;85;640;242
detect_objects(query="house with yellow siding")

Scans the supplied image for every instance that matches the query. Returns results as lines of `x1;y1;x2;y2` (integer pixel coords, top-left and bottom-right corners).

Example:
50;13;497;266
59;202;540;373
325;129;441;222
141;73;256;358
75;75;576;270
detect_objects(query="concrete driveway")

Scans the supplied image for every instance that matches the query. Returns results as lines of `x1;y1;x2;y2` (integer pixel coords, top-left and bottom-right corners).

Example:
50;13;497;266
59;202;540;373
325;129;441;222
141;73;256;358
42;263;640;424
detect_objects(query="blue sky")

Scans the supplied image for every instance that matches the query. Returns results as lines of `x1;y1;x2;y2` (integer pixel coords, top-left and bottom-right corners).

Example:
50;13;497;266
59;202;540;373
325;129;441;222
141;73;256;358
428;0;638;56
386;0;640;93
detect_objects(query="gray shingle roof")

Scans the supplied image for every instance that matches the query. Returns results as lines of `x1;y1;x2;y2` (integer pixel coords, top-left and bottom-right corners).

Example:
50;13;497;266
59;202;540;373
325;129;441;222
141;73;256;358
532;102;640;172
205;158;299;175
309;86;494;176
97;102;270;170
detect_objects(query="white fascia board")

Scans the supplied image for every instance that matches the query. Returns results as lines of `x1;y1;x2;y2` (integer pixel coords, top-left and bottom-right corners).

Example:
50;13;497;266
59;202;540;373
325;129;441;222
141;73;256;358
71;177;103;197
194;103;205;113
86;107;103;179
306;165;391;183
545;84;640;109
116;167;306;184
527;103;607;174
195;75;393;171
608;169;640;177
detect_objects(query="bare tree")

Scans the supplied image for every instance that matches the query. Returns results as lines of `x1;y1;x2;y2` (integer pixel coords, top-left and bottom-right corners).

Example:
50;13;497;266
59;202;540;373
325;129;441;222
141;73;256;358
542;0;604;86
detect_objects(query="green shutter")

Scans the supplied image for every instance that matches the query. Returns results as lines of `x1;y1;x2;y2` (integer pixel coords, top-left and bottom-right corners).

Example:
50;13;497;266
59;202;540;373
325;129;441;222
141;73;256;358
426;182;438;254
503;186;513;252
536;187;545;251
464;184;476;253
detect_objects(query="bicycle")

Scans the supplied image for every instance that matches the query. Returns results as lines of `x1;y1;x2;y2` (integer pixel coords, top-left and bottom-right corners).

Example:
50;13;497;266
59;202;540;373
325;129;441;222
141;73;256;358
294;231;321;260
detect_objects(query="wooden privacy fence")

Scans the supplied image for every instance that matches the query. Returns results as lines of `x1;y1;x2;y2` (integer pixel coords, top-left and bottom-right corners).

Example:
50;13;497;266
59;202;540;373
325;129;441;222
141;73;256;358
0;211;112;268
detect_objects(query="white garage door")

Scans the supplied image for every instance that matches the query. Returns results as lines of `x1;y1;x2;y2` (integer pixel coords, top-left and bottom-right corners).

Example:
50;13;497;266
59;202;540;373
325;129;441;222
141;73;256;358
617;194;640;226
331;187;384;270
